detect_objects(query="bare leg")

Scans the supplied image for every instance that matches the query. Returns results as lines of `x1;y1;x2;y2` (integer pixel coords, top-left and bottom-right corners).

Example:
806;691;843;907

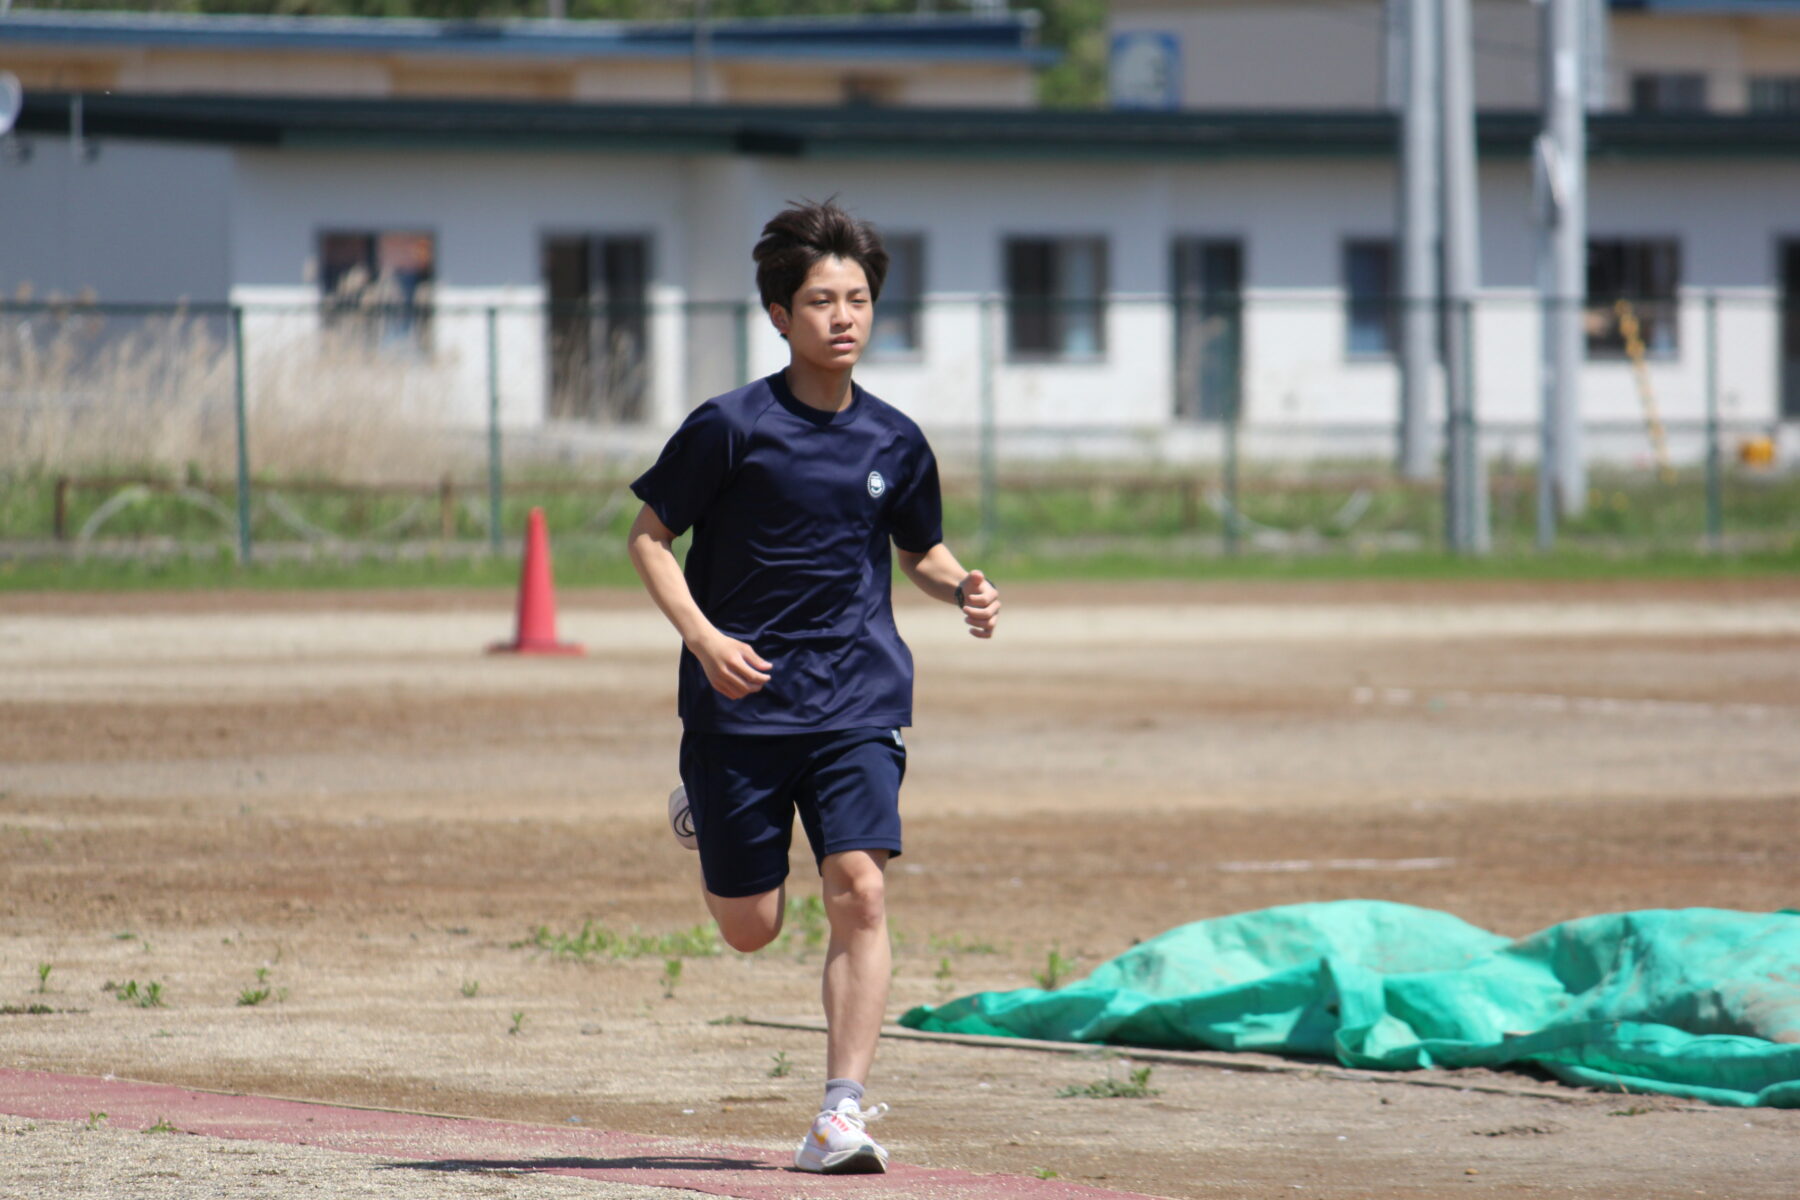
706;884;785;954
820;850;891;1085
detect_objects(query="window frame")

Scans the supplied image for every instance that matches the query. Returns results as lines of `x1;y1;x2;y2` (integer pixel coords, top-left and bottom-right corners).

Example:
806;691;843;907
866;232;926;362
1585;237;1682;362
1002;234;1110;363
1342;237;1399;361
315;227;438;353
1748;75;1800;114
539;230;655;424
1629;72;1708;113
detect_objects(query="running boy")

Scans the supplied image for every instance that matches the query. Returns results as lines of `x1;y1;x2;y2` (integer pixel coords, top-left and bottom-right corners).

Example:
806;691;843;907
626;200;1000;1174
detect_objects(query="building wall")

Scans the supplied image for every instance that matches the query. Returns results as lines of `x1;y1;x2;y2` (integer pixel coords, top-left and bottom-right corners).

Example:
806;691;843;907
0;44;1036;108
1109;0;1541;112
1610;13;1800;111
0;135;232;304
8;133;1790;452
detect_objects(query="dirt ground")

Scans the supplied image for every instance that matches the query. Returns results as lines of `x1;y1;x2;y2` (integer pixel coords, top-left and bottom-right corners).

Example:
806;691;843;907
3;578;1798;1199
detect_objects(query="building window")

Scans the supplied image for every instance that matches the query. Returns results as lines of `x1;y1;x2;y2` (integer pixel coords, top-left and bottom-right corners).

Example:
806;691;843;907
869;234;924;358
542;234;650;423
319;230;436;348
1171;237;1243;421
1630;73;1707;113
1587;239;1681;358
1004;236;1107;359
1343;239;1397;358
1748;76;1800;114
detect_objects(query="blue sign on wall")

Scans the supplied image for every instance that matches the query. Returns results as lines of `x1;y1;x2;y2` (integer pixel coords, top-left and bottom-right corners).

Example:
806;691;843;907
1109;31;1181;110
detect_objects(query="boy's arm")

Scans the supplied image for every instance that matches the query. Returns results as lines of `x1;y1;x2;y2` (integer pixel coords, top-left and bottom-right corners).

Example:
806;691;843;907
627;504;772;699
896;543;1001;639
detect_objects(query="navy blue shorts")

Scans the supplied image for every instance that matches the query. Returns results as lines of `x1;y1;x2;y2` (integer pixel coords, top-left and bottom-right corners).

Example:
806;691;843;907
677;726;906;899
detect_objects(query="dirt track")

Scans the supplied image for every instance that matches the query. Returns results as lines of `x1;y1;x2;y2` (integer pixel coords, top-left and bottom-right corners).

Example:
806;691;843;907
3;579;1798;1198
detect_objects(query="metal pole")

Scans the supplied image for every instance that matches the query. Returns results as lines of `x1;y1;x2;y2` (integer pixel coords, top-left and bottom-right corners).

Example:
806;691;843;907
486;305;503;556
978;296;998;559
1533;0;1559;550
1550;0;1588;517
1439;0;1485;553
1704;291;1723;552
734;300;750;387
1223;387;1241;557
230;304;253;564
1398;0;1440;481
692;0;713;104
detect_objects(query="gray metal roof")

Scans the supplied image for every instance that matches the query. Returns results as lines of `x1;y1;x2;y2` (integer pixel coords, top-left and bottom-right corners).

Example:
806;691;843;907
15;91;1800;160
0;9;1053;65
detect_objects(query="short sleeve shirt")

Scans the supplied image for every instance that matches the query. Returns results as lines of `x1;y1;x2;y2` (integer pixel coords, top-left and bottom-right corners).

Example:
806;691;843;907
630;372;944;735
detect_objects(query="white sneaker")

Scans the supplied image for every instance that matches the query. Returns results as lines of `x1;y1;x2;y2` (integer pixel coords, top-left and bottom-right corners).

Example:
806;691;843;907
668;784;697;851
794;1099;889;1174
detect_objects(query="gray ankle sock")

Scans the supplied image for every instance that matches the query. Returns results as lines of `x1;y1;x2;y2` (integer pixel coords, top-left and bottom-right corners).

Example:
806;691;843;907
823;1078;864;1112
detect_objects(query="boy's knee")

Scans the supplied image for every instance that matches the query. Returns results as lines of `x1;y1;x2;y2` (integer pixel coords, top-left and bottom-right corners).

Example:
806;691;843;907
824;863;887;929
706;887;785;953
719;923;780;954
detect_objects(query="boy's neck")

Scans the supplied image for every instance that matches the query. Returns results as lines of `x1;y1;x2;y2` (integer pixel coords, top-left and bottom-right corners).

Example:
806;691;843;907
782;361;856;414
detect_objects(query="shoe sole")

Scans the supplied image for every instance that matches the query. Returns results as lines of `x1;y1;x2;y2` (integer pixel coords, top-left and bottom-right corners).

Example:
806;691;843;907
797;1146;888;1175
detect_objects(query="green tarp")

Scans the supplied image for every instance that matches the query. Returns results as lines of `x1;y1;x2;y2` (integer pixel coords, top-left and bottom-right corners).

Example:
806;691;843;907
900;902;1800;1108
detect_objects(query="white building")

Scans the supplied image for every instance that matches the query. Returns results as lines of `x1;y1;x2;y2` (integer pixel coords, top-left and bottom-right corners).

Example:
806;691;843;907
4;6;1798;465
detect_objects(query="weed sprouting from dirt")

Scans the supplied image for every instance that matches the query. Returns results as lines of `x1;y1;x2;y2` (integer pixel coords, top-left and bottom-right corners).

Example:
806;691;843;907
1058;1064;1159;1100
34;963;52;993
1033;946;1077;991
519;920;721;961
145;1117;178;1134
768;1050;792;1078
1034;1167;1062;1179
237;987;272;1007
782;895;828;956
660;959;683;1000
460;980;480;999
508;1011;526;1036
0;1004;55;1015
104;980;165;1008
928;933;1004;956
86;1112;107;1130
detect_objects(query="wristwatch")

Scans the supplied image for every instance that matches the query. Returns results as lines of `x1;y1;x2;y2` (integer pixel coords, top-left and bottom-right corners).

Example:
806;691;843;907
954;582;967;609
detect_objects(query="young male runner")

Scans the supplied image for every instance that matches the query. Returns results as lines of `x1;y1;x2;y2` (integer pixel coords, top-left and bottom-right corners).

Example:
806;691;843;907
626;201;1000;1174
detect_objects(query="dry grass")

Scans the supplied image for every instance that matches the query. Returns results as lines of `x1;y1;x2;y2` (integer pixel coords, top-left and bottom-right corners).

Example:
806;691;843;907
0;307;471;485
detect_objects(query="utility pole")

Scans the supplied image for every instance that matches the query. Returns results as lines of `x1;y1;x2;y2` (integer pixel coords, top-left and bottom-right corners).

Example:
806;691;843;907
693;0;714;104
1397;0;1440;481
1537;0;1589;532
1439;0;1488;553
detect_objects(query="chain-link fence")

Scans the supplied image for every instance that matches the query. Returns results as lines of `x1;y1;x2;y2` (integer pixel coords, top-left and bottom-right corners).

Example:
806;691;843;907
2;292;1792;565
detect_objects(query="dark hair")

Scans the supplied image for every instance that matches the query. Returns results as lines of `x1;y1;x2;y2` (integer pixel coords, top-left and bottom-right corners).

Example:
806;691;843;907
753;199;889;312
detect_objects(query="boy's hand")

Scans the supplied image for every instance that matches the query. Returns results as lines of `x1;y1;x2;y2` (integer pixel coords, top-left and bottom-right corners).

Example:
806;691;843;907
957;569;1001;639
692;631;773;699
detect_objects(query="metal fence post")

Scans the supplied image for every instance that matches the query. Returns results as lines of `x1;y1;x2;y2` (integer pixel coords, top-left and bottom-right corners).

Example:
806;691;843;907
978;295;998;560
230;304;253;564
734;300;751;387
1223;388;1242;557
486;304;504;555
1536;290;1557;553
1704;291;1723;552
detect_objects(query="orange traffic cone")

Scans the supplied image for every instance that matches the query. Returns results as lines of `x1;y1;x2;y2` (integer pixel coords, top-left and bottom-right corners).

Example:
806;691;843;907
488;507;584;656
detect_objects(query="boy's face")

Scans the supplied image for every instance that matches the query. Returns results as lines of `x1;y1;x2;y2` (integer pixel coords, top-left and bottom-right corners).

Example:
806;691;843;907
770;255;872;372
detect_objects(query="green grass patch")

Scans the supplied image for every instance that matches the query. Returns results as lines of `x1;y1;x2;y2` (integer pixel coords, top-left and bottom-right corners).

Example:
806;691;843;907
518;920;721;961
1057;1064;1161;1100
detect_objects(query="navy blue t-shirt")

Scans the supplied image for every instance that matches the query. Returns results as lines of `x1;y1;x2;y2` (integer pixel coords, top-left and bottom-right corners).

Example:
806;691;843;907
630;372;944;735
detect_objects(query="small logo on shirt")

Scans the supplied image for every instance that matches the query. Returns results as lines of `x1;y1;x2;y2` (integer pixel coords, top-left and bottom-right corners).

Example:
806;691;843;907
866;470;886;499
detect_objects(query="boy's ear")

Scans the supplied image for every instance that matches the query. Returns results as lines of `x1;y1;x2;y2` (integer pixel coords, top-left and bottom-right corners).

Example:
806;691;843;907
768;302;791;339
